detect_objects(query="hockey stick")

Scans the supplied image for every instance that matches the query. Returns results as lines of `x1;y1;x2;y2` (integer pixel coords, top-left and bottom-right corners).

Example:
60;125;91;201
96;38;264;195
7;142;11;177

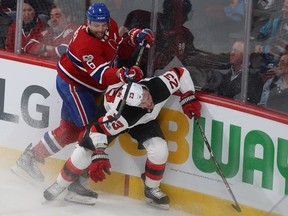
195;118;242;213
79;45;146;148
95;44;146;125
103;43;146;123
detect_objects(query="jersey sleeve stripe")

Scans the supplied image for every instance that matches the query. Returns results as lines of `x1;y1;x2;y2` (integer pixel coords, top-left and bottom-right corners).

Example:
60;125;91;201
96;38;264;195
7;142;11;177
69;85;89;126
66;49;84;69
90;62;110;83
57;62;106;93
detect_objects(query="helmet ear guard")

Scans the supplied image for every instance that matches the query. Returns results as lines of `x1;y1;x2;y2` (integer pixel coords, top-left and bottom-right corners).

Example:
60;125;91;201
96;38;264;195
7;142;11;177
86;3;110;23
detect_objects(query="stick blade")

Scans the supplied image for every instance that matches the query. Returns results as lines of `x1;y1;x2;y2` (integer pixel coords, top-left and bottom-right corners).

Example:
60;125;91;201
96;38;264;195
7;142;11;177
232;204;241;213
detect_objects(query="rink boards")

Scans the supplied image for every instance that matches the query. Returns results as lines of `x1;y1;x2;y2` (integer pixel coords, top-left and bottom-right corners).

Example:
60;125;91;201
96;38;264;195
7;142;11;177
0;55;287;215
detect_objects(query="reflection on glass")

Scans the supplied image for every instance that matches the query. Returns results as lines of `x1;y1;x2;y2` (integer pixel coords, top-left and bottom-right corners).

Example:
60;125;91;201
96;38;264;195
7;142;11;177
23;2;79;60
2;0;288;115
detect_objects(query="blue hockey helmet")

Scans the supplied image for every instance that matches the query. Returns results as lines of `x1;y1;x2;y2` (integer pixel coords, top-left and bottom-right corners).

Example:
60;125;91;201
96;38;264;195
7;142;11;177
86;3;110;23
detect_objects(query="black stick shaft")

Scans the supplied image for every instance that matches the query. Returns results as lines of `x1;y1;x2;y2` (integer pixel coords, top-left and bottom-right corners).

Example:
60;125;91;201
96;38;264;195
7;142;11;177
79;45;147;147
195;119;241;212
101;45;146;124
135;45;145;66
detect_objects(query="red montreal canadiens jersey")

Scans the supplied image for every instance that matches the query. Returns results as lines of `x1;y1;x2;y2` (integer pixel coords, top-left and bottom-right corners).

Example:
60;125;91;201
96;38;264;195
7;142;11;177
57;18;135;93
5;18;47;51
24;23;78;59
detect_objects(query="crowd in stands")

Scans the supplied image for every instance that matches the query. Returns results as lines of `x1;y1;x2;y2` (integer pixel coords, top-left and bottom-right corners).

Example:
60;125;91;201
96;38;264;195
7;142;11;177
1;0;76;59
1;0;288;114
5;0;47;51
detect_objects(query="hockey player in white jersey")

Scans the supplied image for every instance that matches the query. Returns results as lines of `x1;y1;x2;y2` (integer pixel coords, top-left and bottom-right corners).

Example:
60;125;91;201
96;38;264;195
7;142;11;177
43;67;201;209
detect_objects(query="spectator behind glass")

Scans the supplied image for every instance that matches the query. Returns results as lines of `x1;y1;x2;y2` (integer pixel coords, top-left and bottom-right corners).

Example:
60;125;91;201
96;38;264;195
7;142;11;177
258;53;288;113
24;4;78;60
0;8;12;49
118;0;195;76
254;0;288;57
202;40;264;104
248;1;283;83
5;0;47;52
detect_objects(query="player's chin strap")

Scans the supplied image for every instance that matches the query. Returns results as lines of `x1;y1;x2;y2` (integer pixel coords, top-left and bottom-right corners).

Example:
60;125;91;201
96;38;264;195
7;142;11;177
79;44;147;149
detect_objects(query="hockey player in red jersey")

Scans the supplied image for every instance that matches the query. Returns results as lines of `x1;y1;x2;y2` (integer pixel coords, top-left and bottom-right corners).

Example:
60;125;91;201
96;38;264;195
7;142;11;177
24;3;78;60
11;2;154;199
43;67;201;209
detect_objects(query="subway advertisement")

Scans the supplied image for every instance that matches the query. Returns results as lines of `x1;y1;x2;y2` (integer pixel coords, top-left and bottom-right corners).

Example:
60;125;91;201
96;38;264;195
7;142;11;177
0;56;287;215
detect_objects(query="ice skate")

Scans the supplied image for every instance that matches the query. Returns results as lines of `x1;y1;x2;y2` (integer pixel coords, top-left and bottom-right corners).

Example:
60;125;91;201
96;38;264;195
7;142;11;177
141;173;170;210
64;178;98;205
11;143;44;184
44;181;66;201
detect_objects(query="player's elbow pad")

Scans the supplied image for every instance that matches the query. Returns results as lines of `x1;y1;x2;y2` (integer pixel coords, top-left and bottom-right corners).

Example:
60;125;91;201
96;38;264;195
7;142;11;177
56;44;68;57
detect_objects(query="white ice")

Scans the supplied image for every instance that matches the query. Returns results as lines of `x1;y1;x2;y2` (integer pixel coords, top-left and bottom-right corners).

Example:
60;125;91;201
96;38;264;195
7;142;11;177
0;170;193;216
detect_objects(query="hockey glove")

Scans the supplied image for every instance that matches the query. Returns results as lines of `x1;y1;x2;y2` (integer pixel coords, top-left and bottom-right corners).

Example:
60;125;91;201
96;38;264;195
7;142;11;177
128;28;154;48
180;91;201;119
117;66;144;83
89;150;111;183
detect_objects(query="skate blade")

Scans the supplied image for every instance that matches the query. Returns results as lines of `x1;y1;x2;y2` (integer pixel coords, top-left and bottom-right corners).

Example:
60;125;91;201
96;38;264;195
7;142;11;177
145;198;170;210
64;191;97;205
10;164;43;186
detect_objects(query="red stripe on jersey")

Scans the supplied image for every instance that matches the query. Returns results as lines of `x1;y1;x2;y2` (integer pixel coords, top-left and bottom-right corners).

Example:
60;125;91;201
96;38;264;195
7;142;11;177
171;67;183;79
57;60;107;93
98;116;113;136
69;85;89;126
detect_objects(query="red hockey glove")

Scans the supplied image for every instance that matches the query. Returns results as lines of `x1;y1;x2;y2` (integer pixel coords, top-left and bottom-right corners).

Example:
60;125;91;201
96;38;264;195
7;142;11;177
89;150;111;183
180;91;201;119
128;28;154;48
117;66;144;83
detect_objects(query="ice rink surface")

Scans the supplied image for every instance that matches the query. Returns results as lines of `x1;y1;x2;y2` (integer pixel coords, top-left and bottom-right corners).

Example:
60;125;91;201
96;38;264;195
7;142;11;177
0;170;193;216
